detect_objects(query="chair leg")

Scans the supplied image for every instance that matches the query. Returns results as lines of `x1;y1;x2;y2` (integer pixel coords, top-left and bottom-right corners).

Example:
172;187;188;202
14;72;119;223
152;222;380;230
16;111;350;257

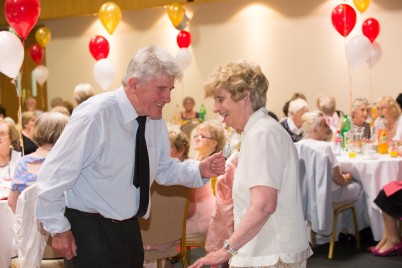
310;229;316;247
185;246;191;264
157;259;162;268
180;255;189;268
329;210;341;259
351;206;360;249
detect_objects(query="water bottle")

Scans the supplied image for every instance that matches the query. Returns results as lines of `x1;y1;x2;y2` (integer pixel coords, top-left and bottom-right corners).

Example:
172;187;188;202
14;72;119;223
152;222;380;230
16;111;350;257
377;115;389;154
340;115;351;149
200;104;206;122
333;129;342;155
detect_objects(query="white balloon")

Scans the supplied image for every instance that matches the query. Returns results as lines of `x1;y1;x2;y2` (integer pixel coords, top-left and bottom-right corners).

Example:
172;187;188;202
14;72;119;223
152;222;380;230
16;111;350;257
0;31;24;78
367;42;382;68
345;35;371;69
93;58;116;90
33;65;49;86
176;48;192;70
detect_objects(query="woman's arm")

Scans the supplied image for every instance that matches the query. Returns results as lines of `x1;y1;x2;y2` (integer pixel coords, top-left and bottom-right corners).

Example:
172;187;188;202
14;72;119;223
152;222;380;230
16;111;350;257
332;166;351;187
8;190;20;213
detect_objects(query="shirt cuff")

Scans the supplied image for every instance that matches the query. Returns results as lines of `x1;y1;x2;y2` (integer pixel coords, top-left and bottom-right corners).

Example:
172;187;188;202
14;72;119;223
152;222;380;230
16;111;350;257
201;177;210;185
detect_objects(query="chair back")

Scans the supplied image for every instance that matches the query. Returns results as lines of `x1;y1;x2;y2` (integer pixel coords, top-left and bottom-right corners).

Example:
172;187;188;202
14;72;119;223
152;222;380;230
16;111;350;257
139;182;190;262
180;119;201;140
295;140;334;235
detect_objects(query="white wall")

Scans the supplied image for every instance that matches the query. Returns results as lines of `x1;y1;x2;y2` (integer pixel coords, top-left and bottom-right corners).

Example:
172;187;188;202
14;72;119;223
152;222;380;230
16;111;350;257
44;0;402;121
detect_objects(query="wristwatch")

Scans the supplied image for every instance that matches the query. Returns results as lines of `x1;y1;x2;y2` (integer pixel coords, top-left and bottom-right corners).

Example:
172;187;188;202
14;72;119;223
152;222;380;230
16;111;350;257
223;240;237;256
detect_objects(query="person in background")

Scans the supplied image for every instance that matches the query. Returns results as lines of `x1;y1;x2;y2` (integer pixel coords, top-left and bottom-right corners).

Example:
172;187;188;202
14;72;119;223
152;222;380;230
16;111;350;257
300;111;369;243
73;83;95;106
0;105;15;124
188;120;225;237
368;180;402;256
190;61;312;267
25;96;43;117
316;95;343;136
396;93;402;111
51;106;71;117
280;98;309;142
350;98;371;140
281;92;307;121
169;130;190;162
374;96;402;141
35;45;225;267
62;100;75;116
50;97;64;109
181;96;200;125
21;111;38;155
8;112;68;213
0;120;21;182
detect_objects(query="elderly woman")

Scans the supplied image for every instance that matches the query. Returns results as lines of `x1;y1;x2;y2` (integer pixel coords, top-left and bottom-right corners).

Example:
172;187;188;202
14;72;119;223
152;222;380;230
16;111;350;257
187;120;225;236
73;83;95;106
169;130;190;162
316;96;343;135
300;111;369;242
0;120;21;182
374;96;402;141
280;98;309;142
8;112;68;213
181;96;200;125
190;61;312;268
350;98;371;140
21;111;38;155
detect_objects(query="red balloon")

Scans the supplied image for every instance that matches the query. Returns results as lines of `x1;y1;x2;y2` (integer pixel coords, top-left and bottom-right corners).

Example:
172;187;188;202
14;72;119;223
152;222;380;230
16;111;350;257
89;35;110;61
4;0;41;39
362;18;380;43
29;43;44;64
331;4;357;37
177;31;191;48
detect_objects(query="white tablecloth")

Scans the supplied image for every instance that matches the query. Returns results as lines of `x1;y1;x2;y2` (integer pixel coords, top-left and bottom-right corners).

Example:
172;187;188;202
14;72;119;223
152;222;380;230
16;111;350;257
336;152;402;240
0;180;17;267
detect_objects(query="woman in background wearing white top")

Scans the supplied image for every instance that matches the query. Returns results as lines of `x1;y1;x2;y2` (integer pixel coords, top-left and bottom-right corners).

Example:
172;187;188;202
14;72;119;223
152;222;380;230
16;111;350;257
300;111;369;242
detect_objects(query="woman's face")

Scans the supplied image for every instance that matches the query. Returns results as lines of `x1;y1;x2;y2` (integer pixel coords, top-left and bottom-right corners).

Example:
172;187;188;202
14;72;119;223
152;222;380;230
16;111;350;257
377;99;393;121
193;128;217;152
25;117;36;131
0;123;11;150
292;107;309;128
352;103;368;126
183;100;195;112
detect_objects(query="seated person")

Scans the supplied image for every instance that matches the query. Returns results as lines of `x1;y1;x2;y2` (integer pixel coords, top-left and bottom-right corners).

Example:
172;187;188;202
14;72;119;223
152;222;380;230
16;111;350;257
180;96;200;125
368;180;402;256
316;95;343;136
300;111;369;241
280;98;309;142
350;98;371;140
8;112;68;213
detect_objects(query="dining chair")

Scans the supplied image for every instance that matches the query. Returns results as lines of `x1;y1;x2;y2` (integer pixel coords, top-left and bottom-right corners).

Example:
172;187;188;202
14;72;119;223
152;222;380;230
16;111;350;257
11;184;64;268
295;141;360;259
139;182;190;268
180;119;201;140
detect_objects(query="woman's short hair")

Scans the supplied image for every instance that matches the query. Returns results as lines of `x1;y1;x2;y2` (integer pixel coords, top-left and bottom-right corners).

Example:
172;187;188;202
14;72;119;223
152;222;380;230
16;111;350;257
351;98;369;118
122;45;183;86
0;119;21;151
21;111;36;129
32;112;68;146
288;98;309;115
74;83;95;105
196;120;226;152
51;106;71;117
301;111;324;139
204;61;269;111
378;96;401;120
316;96;336;116
169;130;190;160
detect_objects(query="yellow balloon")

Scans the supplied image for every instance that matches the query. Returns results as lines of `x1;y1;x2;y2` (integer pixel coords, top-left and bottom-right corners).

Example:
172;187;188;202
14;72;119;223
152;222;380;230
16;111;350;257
99;2;122;35
167;3;185;28
353;0;370;13
35;27;51;48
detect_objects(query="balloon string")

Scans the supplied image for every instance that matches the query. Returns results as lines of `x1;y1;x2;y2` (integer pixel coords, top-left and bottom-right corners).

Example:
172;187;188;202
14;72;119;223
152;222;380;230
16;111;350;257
11;79;24;156
369;68;373;104
344;35;352;115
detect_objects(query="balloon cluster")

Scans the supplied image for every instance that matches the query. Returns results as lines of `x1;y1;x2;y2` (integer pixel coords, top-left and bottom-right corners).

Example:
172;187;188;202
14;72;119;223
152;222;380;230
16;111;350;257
166;3;193;70
90;2;121;90
0;0;41;79
30;27;52;87
331;1;381;69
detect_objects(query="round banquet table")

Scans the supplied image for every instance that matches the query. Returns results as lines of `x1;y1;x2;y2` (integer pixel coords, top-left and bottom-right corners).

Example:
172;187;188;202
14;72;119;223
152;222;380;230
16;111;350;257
336;152;402;241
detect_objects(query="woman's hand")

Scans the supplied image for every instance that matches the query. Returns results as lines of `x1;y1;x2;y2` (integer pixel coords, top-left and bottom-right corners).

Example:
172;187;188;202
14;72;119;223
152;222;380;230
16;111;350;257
189;248;230;268
342;172;352;185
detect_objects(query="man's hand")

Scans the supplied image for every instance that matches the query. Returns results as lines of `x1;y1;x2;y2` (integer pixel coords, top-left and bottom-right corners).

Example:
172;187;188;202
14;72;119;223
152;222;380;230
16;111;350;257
52;230;77;260
199;151;226;178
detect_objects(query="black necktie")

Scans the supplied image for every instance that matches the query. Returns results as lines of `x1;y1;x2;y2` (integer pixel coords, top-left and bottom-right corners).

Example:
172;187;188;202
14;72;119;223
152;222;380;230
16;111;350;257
134;116;149;217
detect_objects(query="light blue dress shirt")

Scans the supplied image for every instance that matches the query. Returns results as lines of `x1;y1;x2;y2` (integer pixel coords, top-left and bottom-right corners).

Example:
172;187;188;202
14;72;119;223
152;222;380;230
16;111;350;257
36;86;204;235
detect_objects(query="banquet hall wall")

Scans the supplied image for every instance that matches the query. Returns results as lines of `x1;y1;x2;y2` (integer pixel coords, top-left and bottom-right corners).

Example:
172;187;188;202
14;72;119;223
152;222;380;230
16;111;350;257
43;0;402;121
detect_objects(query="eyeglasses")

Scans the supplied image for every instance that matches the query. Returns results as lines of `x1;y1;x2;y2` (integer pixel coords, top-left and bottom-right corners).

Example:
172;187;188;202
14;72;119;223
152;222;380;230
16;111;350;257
193;134;214;140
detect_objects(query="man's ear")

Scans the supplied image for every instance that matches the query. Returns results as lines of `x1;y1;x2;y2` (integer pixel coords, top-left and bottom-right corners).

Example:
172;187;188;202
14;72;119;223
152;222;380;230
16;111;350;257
128;77;138;92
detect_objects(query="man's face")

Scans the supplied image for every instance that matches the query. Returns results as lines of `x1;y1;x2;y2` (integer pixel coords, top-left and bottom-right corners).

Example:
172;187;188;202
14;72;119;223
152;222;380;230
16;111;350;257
131;77;175;120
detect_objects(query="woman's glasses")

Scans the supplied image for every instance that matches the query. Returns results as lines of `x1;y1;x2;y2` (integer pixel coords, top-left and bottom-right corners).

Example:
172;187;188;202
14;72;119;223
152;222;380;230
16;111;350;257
193;134;214;140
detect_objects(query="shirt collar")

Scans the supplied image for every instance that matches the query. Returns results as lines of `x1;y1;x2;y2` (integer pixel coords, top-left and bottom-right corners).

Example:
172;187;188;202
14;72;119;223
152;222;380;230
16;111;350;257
287;117;302;135
116;86;139;125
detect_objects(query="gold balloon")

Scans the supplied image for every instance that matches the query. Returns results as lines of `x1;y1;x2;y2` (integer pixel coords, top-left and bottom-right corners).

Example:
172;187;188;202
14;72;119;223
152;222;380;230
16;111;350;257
353;0;370;13
35;27;51;48
167;3;185;28
99;2;122;35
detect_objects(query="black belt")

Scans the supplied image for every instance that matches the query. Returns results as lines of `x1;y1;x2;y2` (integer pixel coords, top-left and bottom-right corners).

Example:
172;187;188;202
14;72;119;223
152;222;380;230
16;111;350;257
66;207;136;223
